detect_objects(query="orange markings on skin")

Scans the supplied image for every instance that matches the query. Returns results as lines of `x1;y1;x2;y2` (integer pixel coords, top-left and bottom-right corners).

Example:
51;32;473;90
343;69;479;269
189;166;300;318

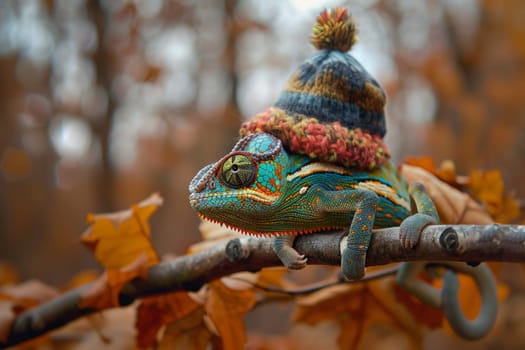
385;213;393;218
361;225;368;231
335;186;344;190
356;208;363;215
334;194;339;200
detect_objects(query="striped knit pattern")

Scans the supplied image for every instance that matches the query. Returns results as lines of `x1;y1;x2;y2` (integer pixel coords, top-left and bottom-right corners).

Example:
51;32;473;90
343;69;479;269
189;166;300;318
239;107;390;170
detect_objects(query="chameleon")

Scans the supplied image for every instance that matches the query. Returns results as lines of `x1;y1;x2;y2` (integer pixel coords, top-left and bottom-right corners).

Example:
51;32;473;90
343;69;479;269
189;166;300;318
189;131;497;339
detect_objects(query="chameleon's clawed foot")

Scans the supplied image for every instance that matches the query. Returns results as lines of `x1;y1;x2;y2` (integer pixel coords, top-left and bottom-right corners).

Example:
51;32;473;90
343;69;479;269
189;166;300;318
277;246;307;270
272;235;307;270
399;213;436;249
340;248;365;281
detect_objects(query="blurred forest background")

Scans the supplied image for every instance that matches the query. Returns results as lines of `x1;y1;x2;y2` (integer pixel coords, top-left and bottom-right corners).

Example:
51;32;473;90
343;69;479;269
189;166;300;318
1;0;524;290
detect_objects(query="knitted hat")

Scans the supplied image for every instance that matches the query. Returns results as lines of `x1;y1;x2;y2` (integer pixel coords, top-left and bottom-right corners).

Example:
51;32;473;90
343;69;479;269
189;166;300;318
240;7;390;170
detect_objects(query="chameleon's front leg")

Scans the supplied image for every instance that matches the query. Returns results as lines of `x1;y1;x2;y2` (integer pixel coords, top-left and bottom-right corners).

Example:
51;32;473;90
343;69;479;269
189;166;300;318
272;235;307;270
318;189;379;281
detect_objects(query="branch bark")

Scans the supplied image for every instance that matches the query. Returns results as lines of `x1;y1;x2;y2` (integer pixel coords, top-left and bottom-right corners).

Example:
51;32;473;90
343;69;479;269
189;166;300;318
2;224;525;348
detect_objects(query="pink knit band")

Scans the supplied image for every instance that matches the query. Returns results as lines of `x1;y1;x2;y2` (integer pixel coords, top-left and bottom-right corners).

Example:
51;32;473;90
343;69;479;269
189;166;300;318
239;107;390;170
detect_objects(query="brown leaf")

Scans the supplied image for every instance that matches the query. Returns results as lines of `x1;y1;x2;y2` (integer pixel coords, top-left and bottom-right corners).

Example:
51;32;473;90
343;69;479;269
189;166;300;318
136;292;201;348
81;193;163;269
79;255;149;310
401;164;494;224
205;281;257;350
157;308;213;350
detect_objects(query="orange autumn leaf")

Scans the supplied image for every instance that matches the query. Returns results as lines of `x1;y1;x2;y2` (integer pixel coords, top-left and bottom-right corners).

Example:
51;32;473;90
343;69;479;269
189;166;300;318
81;193;163;269
136;291;201;348
80;255;149;310
293;279;423;349
468;169;521;223
469;170;504;211
205;280;257;350
404;156;437;174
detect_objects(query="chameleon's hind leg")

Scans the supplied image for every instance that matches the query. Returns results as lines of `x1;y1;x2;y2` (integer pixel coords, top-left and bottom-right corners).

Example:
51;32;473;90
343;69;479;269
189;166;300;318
272;235;307;270
400;182;439;248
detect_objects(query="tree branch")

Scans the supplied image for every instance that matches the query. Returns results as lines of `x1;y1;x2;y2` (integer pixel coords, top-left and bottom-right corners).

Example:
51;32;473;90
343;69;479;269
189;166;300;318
2;224;525;348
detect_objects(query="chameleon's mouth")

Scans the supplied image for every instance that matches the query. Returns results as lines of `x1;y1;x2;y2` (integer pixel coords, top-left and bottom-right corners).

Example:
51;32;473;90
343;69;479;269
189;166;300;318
195;212;328;237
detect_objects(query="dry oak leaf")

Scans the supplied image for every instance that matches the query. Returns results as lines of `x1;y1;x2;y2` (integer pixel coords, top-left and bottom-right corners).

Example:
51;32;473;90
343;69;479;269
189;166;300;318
401;164;493;225
293;279;423;350
205;280;257;350
81;193;163;269
136;291;201;348
80;254;149;310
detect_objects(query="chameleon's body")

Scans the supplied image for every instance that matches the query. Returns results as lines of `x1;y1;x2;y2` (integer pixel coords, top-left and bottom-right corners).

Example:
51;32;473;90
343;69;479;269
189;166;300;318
189;7;496;340
189;132;497;339
189;133;436;279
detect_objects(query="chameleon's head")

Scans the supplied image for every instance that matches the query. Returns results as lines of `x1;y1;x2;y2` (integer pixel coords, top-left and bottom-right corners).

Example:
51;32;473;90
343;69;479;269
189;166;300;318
189;133;289;234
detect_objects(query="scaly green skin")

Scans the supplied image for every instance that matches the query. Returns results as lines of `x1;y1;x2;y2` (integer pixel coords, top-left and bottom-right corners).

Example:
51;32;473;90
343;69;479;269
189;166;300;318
189;132;497;339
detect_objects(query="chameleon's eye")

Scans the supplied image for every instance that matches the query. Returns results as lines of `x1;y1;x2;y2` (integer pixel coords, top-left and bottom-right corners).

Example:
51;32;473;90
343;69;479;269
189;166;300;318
220;153;257;188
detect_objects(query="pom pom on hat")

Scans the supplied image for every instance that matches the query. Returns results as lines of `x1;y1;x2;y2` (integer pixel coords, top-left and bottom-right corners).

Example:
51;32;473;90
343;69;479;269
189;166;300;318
311;7;358;52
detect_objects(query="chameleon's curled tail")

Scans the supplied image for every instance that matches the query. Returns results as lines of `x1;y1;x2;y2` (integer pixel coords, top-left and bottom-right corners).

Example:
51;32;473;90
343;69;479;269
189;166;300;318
397;261;497;340
441;262;497;340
